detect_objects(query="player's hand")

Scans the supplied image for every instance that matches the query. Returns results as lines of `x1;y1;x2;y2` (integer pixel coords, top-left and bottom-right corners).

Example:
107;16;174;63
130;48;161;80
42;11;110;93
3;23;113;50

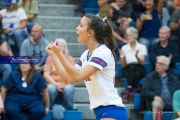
49;40;63;55
45;42;55;56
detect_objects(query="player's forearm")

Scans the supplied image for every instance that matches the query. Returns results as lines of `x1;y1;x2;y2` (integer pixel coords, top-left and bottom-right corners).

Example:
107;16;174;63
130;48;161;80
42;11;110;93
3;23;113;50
56;52;82;82
50;54;74;84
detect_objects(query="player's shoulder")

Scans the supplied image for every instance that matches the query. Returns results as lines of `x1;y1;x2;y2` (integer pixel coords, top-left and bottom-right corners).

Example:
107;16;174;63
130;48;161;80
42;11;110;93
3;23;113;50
95;44;111;54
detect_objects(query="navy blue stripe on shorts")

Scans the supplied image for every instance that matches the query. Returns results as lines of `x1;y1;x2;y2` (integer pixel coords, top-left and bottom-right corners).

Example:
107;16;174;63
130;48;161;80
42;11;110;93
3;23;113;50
93;105;128;120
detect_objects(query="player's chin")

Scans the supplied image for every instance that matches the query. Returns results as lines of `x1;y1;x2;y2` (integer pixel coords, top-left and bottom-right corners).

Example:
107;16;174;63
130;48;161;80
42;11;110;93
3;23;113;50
77;39;84;44
77;37;82;42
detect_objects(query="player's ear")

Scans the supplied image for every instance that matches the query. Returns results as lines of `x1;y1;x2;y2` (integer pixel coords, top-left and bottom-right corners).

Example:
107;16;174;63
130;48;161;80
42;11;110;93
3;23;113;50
88;29;94;37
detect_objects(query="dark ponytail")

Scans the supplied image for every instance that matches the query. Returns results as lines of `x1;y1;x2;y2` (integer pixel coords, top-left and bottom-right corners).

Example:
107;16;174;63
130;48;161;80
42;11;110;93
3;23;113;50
85;14;118;61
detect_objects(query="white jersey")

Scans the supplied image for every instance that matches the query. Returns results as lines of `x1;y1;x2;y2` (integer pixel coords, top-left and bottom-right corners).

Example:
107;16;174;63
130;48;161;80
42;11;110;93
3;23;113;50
75;44;125;110
0;8;27;29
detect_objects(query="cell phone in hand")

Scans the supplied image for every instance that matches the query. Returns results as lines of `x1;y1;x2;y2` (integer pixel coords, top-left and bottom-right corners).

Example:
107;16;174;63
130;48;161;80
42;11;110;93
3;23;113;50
144;14;152;20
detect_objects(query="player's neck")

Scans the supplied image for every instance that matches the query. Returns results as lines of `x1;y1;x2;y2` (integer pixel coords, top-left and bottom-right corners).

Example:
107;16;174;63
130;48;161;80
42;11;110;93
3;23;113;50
87;41;100;54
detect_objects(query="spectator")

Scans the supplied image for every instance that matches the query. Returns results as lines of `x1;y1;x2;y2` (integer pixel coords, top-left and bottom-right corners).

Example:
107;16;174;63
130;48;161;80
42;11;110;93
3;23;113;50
18;0;39;33
111;0;132;37
173;90;180;120
0;0;28;52
130;0;146;21
1;64;49;120
150;26;180;77
20;25;49;73
75;0;86;17
119;27;146;102
169;9;180;47
136;0;163;49
0;14;12;82
43;38;75;111
141;56;180;120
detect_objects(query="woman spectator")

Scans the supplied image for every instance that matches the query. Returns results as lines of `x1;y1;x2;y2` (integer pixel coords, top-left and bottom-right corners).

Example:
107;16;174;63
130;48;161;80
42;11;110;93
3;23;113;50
43;38;75;111
1;64;49;120
119;27;146;102
18;0;39;33
0;0;28;52
136;0;163;49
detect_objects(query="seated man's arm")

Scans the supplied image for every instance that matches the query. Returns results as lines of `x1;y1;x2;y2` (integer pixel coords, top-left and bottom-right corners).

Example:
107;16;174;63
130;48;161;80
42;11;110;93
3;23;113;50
170;10;180;31
141;75;157;100
20;40;28;56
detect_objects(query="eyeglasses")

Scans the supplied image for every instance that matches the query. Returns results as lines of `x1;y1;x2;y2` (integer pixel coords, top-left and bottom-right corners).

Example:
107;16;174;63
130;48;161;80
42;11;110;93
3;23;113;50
156;62;166;66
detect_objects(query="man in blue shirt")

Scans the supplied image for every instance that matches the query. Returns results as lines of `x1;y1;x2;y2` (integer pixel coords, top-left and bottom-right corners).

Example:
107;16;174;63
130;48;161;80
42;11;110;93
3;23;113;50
150;26;180;78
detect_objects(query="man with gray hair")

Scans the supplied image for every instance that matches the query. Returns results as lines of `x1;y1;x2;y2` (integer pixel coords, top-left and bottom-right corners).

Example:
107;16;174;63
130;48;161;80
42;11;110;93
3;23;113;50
150;26;180;78
141;55;180;120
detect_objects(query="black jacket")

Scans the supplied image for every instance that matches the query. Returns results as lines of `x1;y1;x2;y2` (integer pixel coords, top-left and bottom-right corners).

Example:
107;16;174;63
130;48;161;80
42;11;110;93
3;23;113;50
140;71;180;110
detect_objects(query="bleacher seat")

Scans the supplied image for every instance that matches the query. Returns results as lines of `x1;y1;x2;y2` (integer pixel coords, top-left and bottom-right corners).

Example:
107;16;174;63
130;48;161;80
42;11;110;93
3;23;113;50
84;8;99;14
143;62;153;75
64;110;82;120
133;78;145;109
84;0;99;14
130;21;136;27
175;62;180;73
134;93;141;109
115;62;122;77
